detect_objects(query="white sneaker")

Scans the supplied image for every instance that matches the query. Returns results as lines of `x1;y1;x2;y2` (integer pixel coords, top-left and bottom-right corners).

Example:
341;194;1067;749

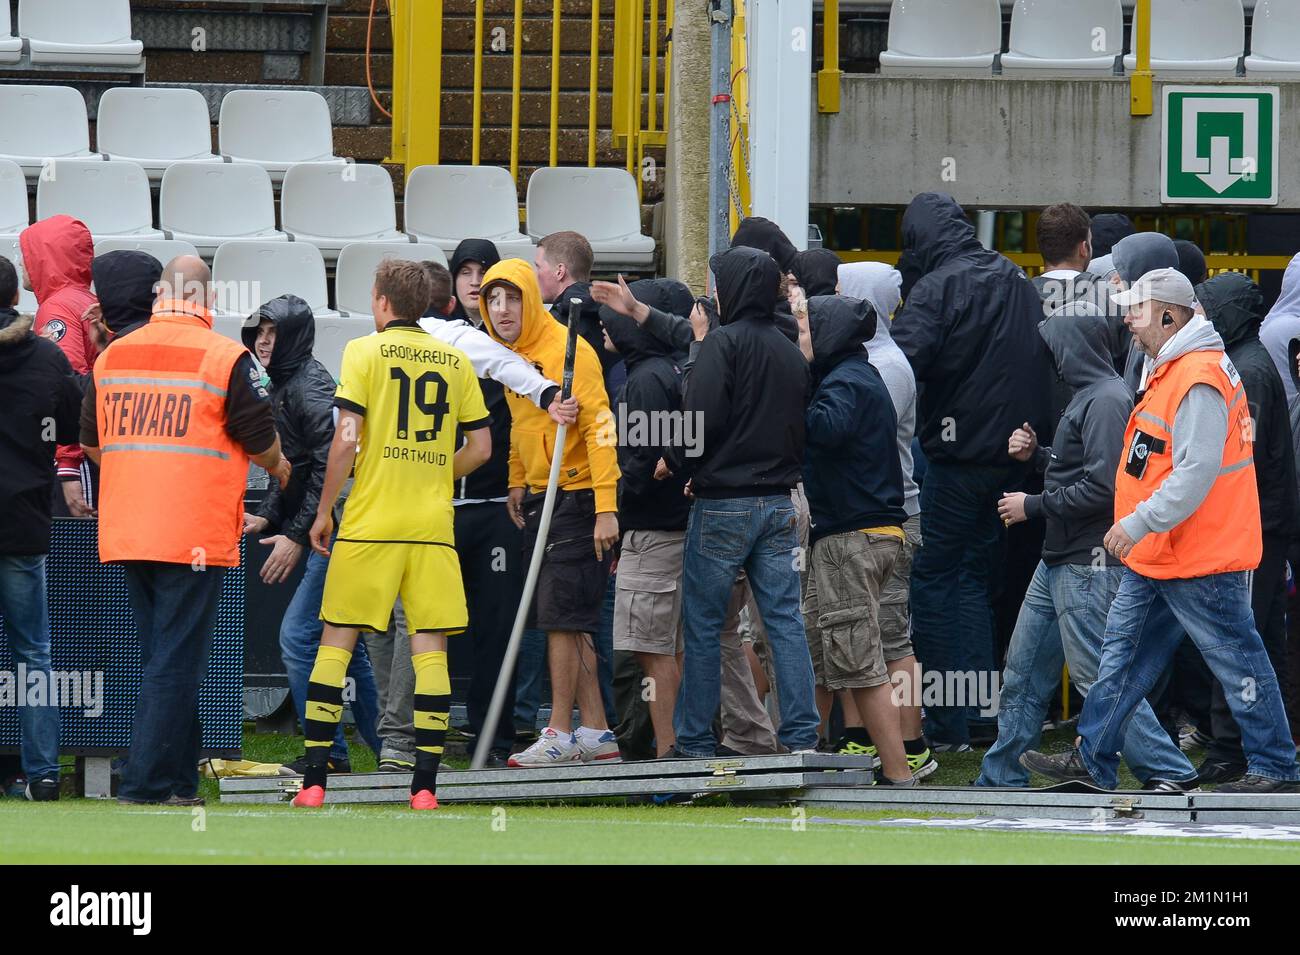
575;729;623;764
508;728;581;767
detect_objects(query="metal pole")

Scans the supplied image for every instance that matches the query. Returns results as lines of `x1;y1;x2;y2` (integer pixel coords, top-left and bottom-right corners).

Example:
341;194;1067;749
708;0;733;267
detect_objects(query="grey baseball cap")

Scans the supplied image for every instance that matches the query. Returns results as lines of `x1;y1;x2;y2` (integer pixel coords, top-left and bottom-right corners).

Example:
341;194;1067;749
1111;267;1198;310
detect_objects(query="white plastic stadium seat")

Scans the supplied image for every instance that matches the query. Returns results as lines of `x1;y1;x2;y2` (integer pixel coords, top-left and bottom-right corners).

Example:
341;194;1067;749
97;88;222;182
1244;0;1300;73
160;163;288;257
280;163;408;263
0;5;23;64
878;0;1002;75
211;240;338;321
0;85;100;177
0;160;29;237
1123;0;1244;75
0;237;41;314
19;0;144;67
1001;0;1123;74
218;90;343;184
335;241;449;318
93;238;201;265
525;167;655;271
36;160;163;241
404;165;535;260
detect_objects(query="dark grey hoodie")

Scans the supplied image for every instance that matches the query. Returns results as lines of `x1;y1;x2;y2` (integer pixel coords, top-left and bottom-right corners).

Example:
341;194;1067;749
1023;302;1133;565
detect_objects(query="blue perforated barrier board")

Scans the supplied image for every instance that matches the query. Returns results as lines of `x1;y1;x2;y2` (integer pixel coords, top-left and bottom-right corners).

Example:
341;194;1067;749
0;519;244;755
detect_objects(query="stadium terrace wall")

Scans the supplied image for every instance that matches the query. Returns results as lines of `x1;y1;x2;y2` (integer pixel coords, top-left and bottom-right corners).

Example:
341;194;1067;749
810;77;1300;211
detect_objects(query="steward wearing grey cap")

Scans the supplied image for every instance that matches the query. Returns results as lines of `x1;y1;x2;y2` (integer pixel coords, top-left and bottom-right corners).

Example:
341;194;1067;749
1022;268;1300;794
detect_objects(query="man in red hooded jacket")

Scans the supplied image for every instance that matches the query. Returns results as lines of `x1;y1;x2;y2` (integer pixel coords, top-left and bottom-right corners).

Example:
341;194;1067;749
20;215;99;517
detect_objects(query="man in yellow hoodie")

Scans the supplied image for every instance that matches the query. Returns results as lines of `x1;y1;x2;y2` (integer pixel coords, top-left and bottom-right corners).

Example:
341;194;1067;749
479;258;624;765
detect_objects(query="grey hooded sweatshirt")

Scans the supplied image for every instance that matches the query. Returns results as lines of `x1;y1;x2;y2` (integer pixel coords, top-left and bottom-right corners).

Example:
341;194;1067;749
1117;314;1232;547
837;261;919;517
1023;303;1133;566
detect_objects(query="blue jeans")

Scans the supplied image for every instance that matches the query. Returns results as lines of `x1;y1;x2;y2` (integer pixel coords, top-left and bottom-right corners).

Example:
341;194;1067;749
513;628;548;732
597;573;617;727
977;561;1196;787
1079;568;1299;788
910;462;1017;744
280;546;382;760
0;555;60;780
120;561;227;802
675;495;820;756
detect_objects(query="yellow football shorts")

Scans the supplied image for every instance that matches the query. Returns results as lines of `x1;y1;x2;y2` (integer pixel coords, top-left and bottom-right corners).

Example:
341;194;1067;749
320;540;468;635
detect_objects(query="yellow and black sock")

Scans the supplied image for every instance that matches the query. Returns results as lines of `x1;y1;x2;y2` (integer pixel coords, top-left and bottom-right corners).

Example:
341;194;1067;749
411;650;450;795
303;645;351;790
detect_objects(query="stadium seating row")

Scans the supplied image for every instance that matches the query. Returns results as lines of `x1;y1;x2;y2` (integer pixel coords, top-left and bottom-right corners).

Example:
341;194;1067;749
881;0;1300;77
0;0;141;68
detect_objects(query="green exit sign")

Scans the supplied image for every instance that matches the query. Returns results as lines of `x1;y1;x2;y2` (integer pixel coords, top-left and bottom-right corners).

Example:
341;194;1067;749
1162;86;1279;206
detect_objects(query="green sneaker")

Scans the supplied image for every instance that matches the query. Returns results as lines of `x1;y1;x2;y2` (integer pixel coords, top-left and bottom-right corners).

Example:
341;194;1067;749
833;736;879;767
907;748;939;781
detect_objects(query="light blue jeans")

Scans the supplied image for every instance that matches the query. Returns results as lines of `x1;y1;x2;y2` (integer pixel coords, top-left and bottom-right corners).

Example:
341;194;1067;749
977;560;1196;787
675;495;820;756
1079;568;1298;789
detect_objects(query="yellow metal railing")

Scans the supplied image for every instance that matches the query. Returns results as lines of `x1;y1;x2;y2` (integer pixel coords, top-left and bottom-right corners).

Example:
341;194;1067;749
728;0;751;235
390;0;671;201
818;0;840;114
1131;0;1153;117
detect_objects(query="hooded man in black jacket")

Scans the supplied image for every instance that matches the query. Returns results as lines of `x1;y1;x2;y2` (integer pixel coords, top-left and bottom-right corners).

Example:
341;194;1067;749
1195;272;1299;783
661;245;821;758
798;293;916;785
891;192;1054;749
0;255;82;799
601;279;692;758
241;295;382;775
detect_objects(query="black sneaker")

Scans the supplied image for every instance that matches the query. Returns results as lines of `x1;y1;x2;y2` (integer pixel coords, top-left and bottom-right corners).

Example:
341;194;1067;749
1142;777;1200;793
1213;774;1300;794
279;754;351;777
1195;760;1246;786
162;794;205;806
714;744;744;757
1020;747;1098;785
24;776;59;802
377;757;415;773
485;749;510;769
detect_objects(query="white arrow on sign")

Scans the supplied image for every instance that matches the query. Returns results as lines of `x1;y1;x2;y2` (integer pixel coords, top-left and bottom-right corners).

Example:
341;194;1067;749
1181;98;1258;194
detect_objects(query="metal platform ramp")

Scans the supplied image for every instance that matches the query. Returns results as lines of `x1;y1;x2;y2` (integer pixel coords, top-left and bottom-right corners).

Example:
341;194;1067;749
219;753;875;806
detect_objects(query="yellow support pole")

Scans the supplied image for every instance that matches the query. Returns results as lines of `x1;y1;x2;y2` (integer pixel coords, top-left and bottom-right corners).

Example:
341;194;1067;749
550;0;562;166
1131;0;1153;117
628;0;644;176
510;0;523;184
612;0;631;143
589;0;600;166
648;0;659;133
817;0;840;114
1061;666;1070;722
729;0;750;234
472;0;485;164
406;0;443;171
388;0;407;165
663;0;673;128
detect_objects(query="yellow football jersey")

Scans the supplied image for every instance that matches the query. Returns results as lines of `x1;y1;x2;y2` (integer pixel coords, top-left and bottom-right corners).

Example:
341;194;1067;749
333;324;489;545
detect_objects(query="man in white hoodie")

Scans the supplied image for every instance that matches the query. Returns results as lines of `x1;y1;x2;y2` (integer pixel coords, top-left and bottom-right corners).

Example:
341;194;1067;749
836;262;933;778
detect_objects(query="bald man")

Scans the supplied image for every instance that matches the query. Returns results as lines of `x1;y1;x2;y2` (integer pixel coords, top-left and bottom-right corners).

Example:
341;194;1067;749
81;254;291;806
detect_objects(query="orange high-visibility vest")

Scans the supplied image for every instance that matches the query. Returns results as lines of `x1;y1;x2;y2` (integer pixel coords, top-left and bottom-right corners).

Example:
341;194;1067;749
1114;348;1260;579
94;300;251;566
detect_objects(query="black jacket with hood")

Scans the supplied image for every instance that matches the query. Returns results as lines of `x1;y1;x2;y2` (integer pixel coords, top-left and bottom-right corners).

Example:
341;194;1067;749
802;295;905;543
93;250;163;342
602;279;692;531
553;280;625;399
891;193;1053;465
1198;272;1299;540
1022;304;1133;565
0;310;82;554
242;295;337;546
664;246;808;496
447;239;501;323
792;248;842;297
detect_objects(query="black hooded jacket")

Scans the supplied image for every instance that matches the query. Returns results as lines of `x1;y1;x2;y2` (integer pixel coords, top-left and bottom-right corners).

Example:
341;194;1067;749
664;246;808;496
1022;304;1133;565
241;295;337;546
1198;272;1299;539
602;279;692;531
891;193;1053;465
553;281;623;399
93;251;163;339
1089;213;1136;259
731;217;799;273
0;310;82;554
792;248;842;297
447;239;501;323
802;295;905;542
